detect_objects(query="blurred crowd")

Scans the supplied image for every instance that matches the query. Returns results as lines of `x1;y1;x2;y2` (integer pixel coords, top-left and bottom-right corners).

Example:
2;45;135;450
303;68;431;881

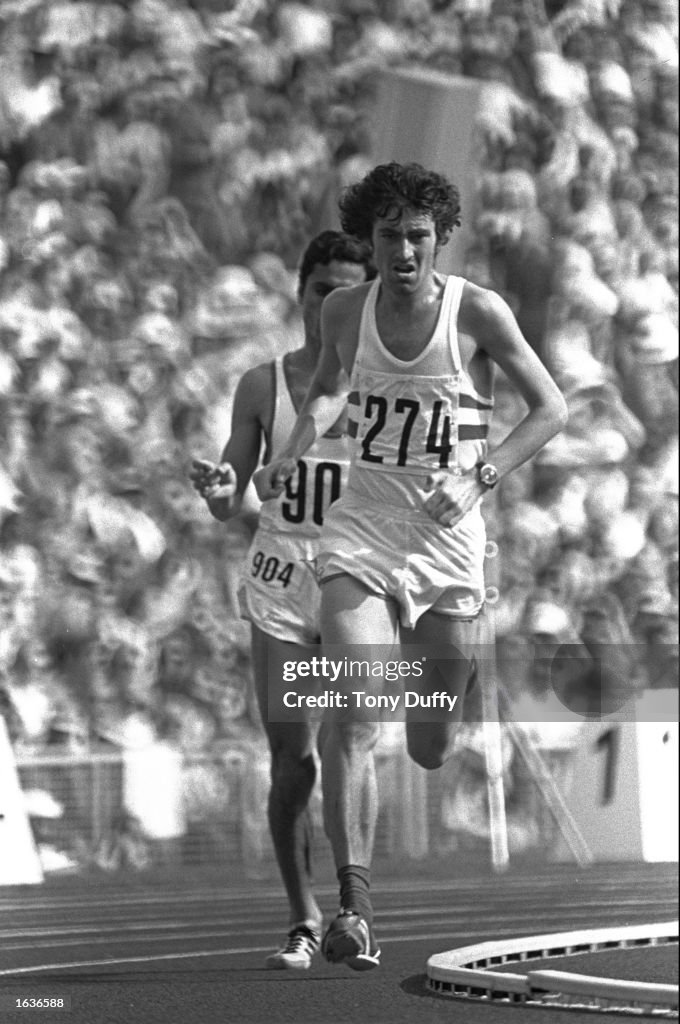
0;0;677;854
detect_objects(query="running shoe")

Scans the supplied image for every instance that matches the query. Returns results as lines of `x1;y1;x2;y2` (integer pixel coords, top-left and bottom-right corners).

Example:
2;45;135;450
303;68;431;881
321;910;381;971
265;920;321;970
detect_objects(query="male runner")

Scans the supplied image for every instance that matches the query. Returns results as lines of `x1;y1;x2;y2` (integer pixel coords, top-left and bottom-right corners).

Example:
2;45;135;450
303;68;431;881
190;231;373;969
255;163;568;970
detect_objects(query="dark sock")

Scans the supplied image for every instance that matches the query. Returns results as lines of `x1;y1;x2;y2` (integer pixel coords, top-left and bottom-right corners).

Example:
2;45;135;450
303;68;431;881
337;864;373;924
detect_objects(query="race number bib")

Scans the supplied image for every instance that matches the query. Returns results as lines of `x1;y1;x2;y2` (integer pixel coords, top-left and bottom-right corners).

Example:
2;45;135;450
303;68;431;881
349;389;459;471
248;545;301;594
280;457;344;527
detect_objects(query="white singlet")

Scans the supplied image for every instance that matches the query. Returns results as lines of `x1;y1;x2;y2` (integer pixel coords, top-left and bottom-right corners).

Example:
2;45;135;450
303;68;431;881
239;357;350;644
317;276;495;628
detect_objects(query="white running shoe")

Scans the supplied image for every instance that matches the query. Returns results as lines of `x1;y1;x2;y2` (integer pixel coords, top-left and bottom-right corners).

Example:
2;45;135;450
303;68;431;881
265;920;322;970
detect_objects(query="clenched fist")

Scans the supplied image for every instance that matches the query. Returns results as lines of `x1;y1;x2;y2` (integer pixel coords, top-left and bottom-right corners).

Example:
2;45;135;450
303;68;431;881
190;458;238;502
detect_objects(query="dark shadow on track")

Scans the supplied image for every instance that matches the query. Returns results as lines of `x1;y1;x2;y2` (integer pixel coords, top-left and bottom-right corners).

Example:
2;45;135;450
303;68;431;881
399;972;431;998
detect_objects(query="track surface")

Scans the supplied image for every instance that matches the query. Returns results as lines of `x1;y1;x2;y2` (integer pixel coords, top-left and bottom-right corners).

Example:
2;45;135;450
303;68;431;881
0;860;677;1024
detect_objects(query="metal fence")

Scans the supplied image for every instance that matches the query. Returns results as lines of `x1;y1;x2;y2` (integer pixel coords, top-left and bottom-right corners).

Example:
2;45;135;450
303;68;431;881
14;739;432;880
11;725;588;882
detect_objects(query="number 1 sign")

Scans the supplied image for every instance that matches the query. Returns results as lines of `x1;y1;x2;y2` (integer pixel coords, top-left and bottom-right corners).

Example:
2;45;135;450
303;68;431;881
551;691;679;863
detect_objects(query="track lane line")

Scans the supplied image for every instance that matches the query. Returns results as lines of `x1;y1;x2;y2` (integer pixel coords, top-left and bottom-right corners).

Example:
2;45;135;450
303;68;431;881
5;925;627;977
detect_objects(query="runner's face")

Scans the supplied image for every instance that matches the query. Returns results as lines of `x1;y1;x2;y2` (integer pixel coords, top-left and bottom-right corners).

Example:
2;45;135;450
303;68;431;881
301;259;367;345
371;208;438;295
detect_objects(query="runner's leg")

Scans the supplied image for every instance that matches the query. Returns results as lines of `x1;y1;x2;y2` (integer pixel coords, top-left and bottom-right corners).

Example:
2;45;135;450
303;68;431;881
318;575;399;867
403;611;477;769
251;624;321;928
318;575;399;968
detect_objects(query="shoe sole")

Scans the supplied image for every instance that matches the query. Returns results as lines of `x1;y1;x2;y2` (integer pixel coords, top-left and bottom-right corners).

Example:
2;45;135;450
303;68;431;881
265;955;313;970
344;950;382;972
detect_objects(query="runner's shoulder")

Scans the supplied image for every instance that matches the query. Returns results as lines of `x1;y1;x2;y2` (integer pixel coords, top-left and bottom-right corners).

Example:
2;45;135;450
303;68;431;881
460;280;512;328
323;279;372;315
322;281;371;341
459;283;531;364
234;360;276;414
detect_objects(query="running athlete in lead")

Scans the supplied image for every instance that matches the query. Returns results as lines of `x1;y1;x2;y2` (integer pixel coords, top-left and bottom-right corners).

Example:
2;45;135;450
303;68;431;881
255;163;568;971
190;231;373;970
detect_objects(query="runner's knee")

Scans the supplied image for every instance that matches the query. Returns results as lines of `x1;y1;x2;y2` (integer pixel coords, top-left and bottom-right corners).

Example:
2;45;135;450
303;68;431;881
330;720;381;756
269;749;317;805
406;725;451;770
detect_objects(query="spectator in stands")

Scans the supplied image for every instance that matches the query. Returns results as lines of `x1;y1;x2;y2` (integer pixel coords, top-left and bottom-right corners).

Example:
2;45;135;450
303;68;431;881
0;0;676;876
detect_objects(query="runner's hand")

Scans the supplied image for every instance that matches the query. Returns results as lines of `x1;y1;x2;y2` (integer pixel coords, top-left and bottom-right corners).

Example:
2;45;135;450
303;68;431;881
190;459;237;501
418;470;484;528
253;458;298;500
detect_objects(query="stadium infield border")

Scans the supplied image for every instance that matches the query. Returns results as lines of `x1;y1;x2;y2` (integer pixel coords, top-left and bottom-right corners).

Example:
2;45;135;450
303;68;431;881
427;920;679;1016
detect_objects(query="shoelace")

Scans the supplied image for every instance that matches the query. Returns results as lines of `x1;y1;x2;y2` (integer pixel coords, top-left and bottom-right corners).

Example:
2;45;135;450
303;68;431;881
281;924;319;956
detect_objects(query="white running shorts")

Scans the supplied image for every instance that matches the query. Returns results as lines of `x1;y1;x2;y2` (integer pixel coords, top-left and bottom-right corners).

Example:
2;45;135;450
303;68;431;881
316;495;485;629
238;527;322;645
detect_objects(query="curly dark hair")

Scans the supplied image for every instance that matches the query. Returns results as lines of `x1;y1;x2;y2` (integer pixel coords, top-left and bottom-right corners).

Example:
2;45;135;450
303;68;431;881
297;230;375;300
338;162;462;247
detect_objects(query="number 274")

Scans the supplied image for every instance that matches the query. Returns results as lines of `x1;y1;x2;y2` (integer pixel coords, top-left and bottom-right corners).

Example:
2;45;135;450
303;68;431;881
360;396;453;467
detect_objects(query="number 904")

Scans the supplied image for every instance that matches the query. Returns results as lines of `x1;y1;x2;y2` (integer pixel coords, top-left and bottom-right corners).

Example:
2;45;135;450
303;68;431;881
251;550;294;588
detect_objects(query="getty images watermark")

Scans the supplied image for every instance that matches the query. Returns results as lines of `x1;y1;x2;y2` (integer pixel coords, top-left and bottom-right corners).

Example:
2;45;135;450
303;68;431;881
280;654;458;713
266;643;678;723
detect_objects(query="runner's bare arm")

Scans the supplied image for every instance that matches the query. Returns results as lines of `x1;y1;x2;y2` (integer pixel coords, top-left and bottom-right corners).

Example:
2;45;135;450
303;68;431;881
421;284;568;527
459;283;568;480
191;364;270;521
253;290;356;500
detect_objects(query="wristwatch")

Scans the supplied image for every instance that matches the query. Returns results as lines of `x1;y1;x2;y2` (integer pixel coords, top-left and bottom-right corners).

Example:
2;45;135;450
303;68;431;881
477;462;499;489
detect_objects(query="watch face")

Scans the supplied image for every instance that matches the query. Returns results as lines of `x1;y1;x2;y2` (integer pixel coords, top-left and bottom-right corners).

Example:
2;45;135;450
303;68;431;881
480;464;498;487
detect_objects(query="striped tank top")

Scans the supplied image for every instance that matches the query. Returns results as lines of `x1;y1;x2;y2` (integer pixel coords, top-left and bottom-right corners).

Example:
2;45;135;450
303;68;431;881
345;275;494;512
